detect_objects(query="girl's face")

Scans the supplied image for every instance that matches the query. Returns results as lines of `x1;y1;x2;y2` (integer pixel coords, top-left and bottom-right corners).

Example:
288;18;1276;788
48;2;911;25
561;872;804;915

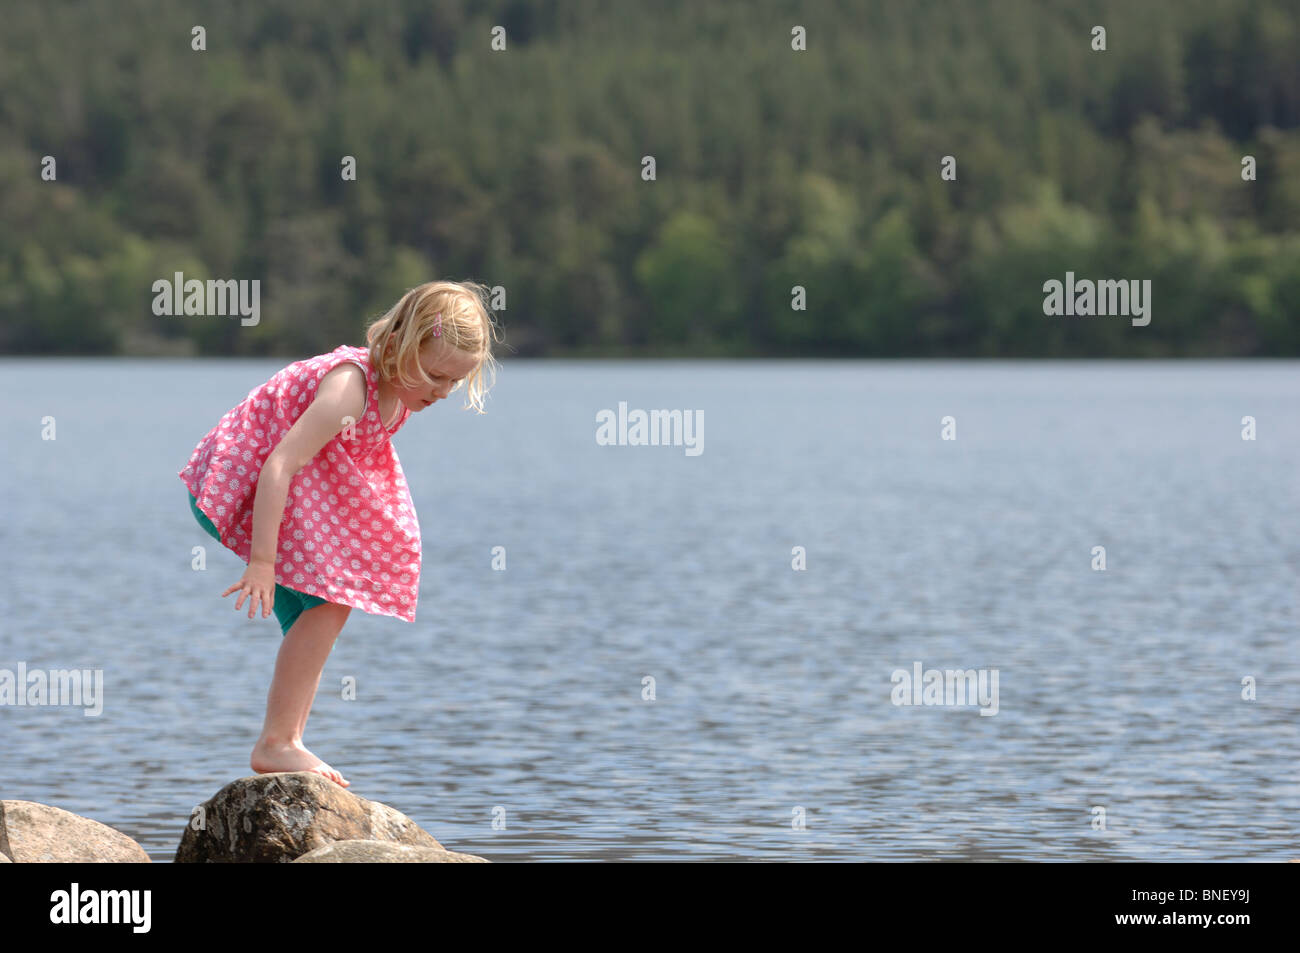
393;337;481;411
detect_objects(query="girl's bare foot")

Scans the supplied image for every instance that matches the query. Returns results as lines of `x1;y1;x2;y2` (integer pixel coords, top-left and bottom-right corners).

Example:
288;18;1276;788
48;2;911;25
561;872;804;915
251;738;350;787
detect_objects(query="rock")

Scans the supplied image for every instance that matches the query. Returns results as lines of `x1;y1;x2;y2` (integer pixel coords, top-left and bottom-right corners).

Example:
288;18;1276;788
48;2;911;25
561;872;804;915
175;772;452;863
0;800;151;863
292;840;488;863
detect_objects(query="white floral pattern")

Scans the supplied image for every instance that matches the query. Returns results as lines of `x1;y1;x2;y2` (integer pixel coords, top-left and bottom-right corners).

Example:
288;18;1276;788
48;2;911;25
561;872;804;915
179;344;420;622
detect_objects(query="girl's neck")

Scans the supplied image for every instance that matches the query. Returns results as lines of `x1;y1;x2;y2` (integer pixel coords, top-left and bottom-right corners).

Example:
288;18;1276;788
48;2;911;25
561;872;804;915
376;381;400;428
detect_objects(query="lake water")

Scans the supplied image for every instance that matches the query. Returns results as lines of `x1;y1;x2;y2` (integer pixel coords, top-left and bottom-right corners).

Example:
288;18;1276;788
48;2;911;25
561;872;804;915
1;358;1297;861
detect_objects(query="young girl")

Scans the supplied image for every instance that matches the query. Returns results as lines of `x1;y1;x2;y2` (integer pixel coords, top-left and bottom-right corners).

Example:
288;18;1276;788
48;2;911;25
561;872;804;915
179;280;500;787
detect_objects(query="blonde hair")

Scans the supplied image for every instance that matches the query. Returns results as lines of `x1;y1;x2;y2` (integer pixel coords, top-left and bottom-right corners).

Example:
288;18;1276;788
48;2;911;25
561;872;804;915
364;280;502;414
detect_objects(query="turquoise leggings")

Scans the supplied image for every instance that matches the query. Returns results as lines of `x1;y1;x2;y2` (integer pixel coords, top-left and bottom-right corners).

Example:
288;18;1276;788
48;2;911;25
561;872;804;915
188;489;329;636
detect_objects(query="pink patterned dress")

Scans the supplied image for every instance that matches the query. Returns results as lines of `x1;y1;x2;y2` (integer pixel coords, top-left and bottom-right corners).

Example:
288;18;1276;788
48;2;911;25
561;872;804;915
179;344;420;622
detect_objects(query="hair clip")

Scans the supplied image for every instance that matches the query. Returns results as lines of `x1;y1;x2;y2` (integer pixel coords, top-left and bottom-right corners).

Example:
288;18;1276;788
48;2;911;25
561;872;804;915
432;311;442;337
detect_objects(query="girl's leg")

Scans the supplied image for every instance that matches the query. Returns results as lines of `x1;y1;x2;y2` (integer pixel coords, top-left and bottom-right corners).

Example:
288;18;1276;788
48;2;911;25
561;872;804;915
249;601;352;787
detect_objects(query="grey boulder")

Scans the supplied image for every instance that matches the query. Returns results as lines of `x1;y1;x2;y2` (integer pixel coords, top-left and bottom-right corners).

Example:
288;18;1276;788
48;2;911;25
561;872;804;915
0;800;151;863
175;771;470;863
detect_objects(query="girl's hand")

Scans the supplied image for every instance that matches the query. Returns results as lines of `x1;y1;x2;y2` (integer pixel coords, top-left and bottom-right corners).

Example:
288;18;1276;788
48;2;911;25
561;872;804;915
222;560;277;619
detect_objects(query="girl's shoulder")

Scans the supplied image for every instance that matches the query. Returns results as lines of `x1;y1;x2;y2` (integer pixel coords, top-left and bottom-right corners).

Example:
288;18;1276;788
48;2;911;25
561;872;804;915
298;346;381;435
316;351;373;409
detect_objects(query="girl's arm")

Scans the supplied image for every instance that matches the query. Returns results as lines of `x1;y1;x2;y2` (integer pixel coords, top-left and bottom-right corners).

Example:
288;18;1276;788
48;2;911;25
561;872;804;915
250;364;369;565
226;365;368;618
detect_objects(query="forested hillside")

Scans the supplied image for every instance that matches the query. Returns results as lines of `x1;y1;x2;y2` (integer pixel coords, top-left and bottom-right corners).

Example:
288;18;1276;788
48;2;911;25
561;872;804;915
1;0;1297;356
